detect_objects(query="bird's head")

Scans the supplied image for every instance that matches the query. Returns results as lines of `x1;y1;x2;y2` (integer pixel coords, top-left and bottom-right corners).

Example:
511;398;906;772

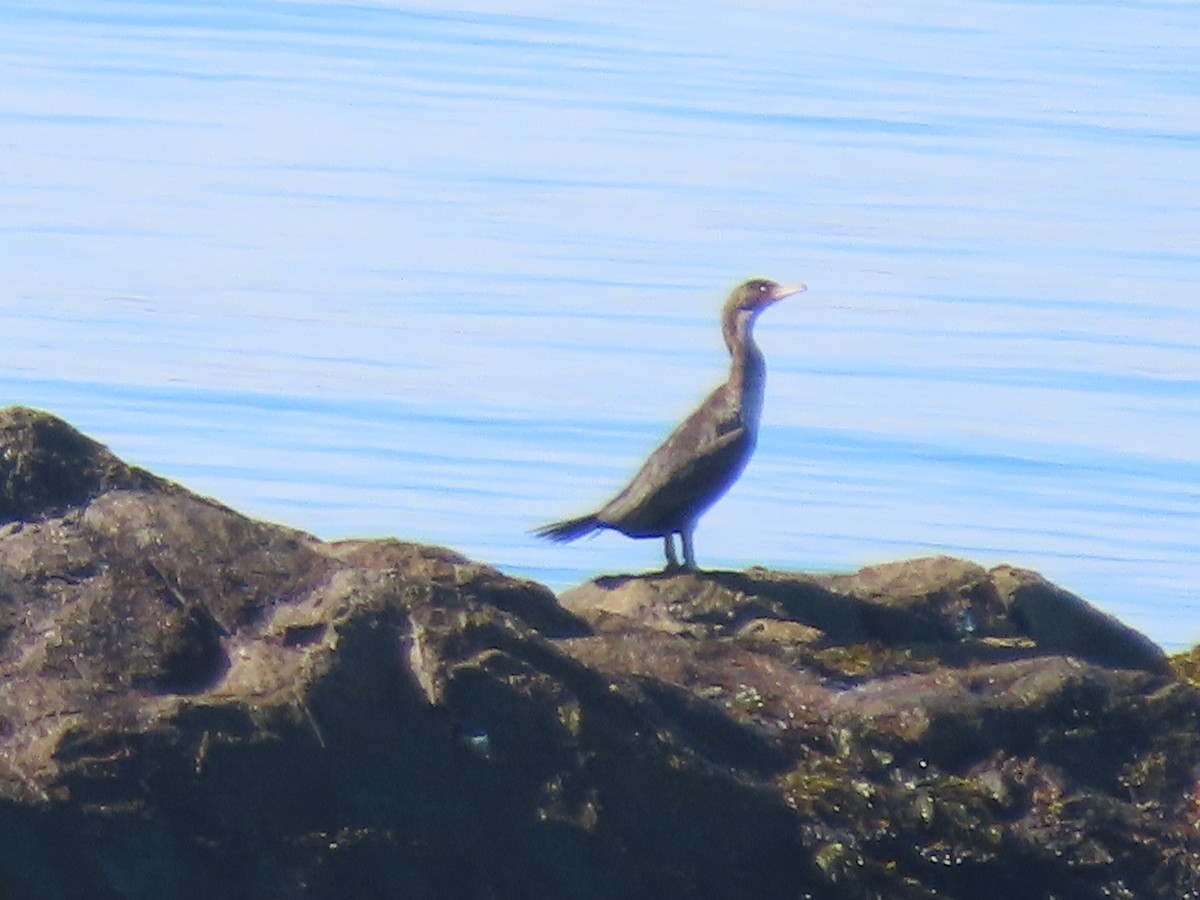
720;280;806;319
729;278;807;313
720;278;806;351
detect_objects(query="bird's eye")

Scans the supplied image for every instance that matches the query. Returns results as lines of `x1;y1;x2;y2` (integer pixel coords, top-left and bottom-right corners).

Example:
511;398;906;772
758;284;767;292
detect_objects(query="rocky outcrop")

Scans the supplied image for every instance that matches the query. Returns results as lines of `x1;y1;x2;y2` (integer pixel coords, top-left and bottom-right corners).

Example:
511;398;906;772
1;406;1197;900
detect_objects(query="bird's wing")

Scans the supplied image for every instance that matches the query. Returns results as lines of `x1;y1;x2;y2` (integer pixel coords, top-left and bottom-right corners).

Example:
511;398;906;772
597;388;755;533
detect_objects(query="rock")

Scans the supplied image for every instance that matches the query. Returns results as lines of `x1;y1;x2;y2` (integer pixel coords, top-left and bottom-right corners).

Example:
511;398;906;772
991;564;1169;674
0;406;175;523
565;557;1168;675
1;406;1197;900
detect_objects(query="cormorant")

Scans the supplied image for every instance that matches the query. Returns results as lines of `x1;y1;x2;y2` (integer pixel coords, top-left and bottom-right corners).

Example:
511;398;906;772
533;278;805;570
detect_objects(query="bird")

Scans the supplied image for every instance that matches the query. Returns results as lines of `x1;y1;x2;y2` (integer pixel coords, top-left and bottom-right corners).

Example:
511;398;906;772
532;278;805;571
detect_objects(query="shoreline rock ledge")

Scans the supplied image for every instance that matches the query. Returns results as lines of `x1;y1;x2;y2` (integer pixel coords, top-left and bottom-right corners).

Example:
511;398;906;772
1;405;1197;900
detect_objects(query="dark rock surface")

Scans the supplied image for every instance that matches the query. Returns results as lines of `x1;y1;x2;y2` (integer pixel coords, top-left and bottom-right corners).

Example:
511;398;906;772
1;406;1197;900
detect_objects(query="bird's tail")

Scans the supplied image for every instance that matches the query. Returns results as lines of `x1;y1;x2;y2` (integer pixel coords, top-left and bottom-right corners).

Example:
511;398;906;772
531;513;602;543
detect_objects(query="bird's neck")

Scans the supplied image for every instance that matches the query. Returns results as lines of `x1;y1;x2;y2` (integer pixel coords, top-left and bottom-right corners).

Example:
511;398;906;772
723;309;767;422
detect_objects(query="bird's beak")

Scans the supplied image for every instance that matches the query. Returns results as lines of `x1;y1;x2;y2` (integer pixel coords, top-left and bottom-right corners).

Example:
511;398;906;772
771;284;807;302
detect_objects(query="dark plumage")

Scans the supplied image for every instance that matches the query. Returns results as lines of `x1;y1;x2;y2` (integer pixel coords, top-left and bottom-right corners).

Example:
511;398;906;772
533;278;805;570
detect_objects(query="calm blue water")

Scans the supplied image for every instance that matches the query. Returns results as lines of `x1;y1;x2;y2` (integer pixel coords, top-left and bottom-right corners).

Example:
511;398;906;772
2;1;1198;651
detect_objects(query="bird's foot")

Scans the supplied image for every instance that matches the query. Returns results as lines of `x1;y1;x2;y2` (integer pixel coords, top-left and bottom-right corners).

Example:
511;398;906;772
661;561;699;575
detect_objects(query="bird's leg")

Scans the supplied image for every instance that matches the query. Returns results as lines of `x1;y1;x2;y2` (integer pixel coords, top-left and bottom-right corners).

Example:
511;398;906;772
680;526;697;571
663;534;679;570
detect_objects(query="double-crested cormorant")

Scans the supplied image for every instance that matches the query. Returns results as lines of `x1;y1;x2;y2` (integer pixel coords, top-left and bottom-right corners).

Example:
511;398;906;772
533;278;805;570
